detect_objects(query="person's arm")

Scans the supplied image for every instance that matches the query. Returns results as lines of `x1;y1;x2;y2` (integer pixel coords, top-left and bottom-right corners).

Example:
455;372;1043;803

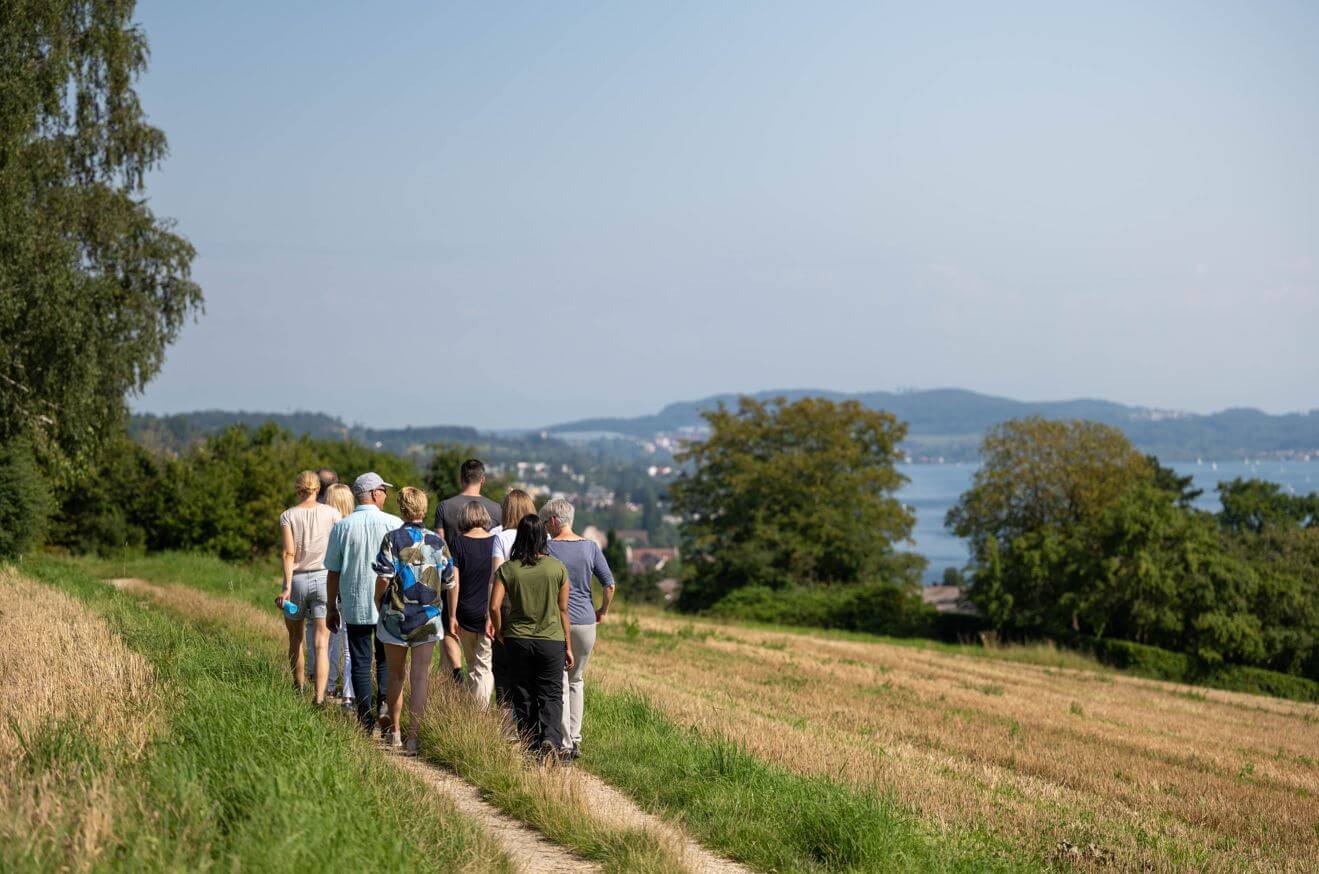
485;557;499;638
559;572;575;670
446;567;460;638
489;573;506;643
278;522;295;607
370;532;397;611
325;524;343;631
375;575;389;610
593;543;616;623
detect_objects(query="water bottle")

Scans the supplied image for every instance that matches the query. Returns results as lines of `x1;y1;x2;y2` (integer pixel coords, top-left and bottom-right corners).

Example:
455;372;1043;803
283;599;300;618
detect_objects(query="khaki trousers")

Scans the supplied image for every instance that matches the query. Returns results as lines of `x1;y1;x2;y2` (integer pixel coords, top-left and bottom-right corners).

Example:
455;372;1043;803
561;623;596;750
458;627;495;707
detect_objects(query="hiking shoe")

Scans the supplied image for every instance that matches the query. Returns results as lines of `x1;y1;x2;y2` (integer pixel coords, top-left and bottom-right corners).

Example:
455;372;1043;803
389;730;403;751
404;735;419;757
570;744;581;760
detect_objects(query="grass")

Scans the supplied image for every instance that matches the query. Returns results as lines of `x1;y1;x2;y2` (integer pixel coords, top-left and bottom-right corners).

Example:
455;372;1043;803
588;606;1319;871
59;551;696;873
418;685;689;873
10;555;511;873
57;551;1319;870
581;689;1030;872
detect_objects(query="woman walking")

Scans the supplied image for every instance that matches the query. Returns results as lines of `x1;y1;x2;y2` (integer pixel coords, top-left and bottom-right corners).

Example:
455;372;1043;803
490;490;537;706
490;515;573;760
542;498;615;759
318;483;356;706
277;470;343;704
372;487;457;754
450;501;498;705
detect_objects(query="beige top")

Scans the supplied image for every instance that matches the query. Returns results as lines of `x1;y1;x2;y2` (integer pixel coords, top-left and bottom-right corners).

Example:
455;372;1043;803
279;504;342;572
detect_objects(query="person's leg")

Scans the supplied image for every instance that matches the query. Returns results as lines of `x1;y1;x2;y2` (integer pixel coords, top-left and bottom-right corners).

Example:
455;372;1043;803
374;633;389;726
533;639;567;754
310;618;330;703
504;638;534;742
304;626;315;683
562;623;595;750
382;643;407;744
338;624;353;701
406;641;436;751
285;617;306;690
326;619;343;694
492;638;511;710
470;631;494;706
346;624;376;730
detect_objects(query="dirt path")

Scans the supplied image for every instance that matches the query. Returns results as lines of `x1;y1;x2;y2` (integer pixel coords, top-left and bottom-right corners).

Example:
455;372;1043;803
570;768;751;874
103;578;748;874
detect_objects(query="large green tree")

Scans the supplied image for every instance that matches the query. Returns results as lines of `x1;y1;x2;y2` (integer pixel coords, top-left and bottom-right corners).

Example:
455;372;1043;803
0;0;202;484
672;396;918;609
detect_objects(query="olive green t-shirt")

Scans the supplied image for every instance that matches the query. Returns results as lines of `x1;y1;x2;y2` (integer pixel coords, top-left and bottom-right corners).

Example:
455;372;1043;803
496;556;567;641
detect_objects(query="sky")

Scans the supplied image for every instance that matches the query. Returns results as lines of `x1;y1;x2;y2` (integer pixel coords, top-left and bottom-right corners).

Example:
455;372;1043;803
129;0;1319;429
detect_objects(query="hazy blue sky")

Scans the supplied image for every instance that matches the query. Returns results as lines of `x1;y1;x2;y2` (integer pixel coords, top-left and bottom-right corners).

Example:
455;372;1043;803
131;0;1318;429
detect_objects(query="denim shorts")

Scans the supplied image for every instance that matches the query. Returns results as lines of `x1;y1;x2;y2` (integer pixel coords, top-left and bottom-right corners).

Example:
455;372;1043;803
290;570;328;620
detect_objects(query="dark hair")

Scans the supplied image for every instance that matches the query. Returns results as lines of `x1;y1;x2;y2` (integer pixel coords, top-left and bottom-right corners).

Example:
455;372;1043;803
316;468;338;501
509;515;547;567
459;458;486;487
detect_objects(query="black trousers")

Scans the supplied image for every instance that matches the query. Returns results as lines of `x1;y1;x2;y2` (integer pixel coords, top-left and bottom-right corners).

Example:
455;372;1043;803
491;637;511;707
346;623;387;729
504;636;566;751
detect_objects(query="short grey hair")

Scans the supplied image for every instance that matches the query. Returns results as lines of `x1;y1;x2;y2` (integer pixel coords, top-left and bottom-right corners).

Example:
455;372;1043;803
540;498;575;530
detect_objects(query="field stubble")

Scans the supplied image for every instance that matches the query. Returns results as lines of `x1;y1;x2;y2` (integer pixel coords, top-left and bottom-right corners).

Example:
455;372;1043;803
0;568;157;869
593;609;1319;871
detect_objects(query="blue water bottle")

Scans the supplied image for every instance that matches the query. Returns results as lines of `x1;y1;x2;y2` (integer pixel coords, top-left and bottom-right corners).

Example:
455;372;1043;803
283;599;300;618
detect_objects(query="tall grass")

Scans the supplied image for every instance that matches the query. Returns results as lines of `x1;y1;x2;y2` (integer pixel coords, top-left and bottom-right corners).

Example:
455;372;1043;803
14;556;512;873
55;552;696;874
581;689;1030;873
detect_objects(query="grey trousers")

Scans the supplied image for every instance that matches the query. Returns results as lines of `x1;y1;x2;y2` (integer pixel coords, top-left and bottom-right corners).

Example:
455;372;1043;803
561;623;596;750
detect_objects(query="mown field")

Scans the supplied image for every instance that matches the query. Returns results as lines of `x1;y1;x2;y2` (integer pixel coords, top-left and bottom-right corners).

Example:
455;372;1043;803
4;552;1316;872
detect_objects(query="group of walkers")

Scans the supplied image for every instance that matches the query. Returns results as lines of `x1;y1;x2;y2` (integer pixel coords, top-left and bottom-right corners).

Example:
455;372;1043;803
276;459;616;760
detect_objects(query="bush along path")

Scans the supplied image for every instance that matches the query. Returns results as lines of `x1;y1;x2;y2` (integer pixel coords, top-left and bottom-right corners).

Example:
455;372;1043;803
42;555;742;874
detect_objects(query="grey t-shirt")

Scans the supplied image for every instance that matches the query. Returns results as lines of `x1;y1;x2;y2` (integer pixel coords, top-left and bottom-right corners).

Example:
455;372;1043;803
545;538;615;626
433;494;502;547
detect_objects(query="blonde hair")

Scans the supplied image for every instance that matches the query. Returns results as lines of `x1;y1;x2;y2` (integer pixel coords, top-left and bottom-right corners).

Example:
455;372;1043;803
398;486;428;522
294;470;320;499
325;483;354;518
501;489;536;533
459;500;492;532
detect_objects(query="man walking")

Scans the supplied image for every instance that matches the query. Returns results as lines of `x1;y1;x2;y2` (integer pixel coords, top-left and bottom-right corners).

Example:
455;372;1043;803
433;459;502;547
326;472;403;734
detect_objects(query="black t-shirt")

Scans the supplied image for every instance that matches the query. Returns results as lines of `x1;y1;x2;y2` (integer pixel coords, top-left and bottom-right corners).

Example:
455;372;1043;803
451;532;497;632
433;494;502;547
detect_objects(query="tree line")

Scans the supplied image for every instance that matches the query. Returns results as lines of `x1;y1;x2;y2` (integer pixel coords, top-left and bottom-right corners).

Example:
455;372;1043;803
666;398;1317;688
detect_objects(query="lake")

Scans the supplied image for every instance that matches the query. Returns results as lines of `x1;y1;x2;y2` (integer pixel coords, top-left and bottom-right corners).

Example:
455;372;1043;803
898;460;1319;584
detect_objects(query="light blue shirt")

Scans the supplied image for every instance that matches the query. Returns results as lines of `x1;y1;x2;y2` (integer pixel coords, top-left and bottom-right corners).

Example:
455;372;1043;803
324;504;404;625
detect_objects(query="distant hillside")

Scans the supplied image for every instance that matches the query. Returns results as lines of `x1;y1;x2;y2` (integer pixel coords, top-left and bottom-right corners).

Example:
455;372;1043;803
130;410;481;456
543;388;1319;460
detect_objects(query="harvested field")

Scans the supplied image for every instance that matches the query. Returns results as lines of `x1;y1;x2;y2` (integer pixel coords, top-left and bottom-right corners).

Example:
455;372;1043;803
592;610;1319;871
0;568;157;870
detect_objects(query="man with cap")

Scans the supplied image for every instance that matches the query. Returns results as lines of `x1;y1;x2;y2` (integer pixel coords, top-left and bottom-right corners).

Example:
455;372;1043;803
326;472;404;733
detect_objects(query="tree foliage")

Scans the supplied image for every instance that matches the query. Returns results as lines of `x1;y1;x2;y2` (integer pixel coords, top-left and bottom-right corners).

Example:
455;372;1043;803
672;396;919;610
0;439;54;558
0;0;201;484
950;417;1317;677
52;425;422;560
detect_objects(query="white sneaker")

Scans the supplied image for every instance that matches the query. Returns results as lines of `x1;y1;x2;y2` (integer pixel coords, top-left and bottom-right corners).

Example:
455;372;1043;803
389;730;403;750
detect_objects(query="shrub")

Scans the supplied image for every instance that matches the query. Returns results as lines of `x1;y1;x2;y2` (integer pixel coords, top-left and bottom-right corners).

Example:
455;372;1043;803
705;582;935;637
1081;636;1191;681
0;440;53;559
